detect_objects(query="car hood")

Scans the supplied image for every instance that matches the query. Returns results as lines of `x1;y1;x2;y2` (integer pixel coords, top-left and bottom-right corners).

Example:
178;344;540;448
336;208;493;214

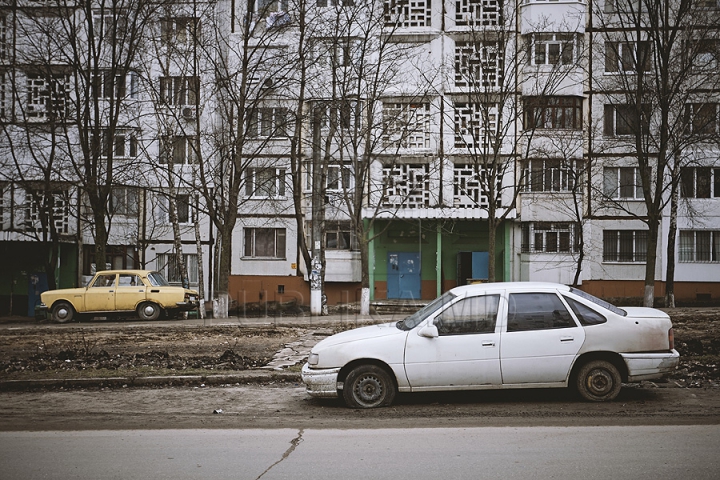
313;322;404;350
621;307;670;319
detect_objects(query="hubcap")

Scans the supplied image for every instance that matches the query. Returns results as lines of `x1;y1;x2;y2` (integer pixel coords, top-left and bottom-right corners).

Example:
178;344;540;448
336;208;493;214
143;305;156;317
56;308;69;319
355;375;383;404
587;369;612;395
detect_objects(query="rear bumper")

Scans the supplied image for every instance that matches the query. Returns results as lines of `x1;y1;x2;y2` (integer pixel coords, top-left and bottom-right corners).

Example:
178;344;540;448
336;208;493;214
301;363;340;398
621;349;680;382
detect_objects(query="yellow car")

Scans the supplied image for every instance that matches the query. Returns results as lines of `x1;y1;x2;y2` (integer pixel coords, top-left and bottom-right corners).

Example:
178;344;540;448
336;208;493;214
36;270;199;323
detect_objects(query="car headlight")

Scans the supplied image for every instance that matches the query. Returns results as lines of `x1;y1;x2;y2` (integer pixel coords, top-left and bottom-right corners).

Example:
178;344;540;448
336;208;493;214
308;353;319;366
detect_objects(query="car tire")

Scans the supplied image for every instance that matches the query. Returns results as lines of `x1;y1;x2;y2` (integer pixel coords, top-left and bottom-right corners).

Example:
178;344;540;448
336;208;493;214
342;364;396;409
137;302;161;321
576;359;622;402
51;301;74;323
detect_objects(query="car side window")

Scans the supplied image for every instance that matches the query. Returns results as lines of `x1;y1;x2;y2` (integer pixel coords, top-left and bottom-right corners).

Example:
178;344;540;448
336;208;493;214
92;274;116;288
507;293;575;332
563;296;607;326
118;274;141;287
434;295;499;336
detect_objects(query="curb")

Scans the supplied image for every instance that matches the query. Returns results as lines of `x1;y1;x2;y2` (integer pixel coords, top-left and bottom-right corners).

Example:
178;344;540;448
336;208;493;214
0;370;302;392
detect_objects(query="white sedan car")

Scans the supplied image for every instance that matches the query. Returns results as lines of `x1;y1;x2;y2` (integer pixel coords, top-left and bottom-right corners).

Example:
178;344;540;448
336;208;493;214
302;282;680;408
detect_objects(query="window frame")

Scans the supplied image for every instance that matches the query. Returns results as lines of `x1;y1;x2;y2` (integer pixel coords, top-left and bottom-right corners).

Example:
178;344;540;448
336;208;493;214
524;96;582;130
245;167;287;199
679;230;720;263
530;33;576;66
603;230;648;263
243;227;287;259
603;166;644;200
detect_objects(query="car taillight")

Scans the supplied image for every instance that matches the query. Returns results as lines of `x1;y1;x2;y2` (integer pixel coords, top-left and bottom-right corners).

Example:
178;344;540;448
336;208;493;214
668;327;675;350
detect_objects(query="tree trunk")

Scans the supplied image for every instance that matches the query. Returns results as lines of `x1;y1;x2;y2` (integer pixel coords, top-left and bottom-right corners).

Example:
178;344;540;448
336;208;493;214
665;178;679;308
359;233;370;315
643;217;660;307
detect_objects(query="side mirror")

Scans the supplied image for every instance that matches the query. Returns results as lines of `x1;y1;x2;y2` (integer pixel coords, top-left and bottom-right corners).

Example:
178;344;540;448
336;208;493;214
418;324;439;338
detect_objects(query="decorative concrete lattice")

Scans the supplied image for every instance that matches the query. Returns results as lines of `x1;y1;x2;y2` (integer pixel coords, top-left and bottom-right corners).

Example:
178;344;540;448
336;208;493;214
455;0;502;27
384;0;432;28
455;41;502;88
382;102;431;150
24;191;69;234
453;164;501;208
26;74;70;120
382;163;430;208
454;102;498;150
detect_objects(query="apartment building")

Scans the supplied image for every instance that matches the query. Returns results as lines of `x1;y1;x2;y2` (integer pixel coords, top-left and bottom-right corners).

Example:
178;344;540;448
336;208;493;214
1;1;719;316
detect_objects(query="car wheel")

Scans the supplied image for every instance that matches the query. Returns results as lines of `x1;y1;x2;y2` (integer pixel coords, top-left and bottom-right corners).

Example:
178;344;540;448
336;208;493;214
137;302;161;321
342;364;396;409
51;302;74;323
576;360;622;402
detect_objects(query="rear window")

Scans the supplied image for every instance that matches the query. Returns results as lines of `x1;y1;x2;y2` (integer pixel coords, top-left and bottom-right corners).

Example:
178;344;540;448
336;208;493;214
564;296;607;326
569;287;627;317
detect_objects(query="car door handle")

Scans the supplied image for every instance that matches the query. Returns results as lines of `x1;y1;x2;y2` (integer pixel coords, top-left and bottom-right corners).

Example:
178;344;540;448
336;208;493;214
482;341;495;347
108;290;114;293
560;336;574;342
151;289;160;293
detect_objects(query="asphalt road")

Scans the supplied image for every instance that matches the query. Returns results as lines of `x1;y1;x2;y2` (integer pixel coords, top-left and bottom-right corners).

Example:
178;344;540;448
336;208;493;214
1;426;718;480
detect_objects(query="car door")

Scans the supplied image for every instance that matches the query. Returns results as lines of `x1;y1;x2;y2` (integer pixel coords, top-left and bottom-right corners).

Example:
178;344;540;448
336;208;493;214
404;294;502;390
83;273;117;312
500;291;585;385
115;274;146;311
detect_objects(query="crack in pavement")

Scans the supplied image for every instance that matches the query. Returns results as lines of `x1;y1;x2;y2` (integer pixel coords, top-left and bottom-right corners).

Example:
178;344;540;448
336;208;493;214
255;428;304;479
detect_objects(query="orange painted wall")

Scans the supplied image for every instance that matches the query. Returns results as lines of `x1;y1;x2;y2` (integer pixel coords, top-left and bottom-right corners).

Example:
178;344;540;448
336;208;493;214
228;276;363;306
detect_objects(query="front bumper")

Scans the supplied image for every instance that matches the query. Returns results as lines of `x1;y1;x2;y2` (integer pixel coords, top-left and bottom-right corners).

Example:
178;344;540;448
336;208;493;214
621;349;680;382
35;303;49;320
301;363;340;398
175;300;199;311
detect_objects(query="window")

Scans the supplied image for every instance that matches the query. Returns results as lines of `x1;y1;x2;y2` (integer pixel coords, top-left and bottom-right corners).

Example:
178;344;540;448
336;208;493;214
605;41;650;73
434;295;499;335
244;228;286;258
157;253;199;285
531;33;576;66
455;41;502;88
313;100;359;131
0;15;7;62
521;223;577;253
110;187;139;216
603;166;644;199
603;230;648;262
92;274;116;288
96;130;138;159
680;167;718;198
92;8;128;41
507;293;575;332
247;107;289;137
317;0;355;6
160;136;195;165
684;103;719;135
156;192;195;224
311;38;359;67
524;159;579;192
176;194;193;223
0;72;7;119
26;73;71;120
692;39;719;71
604;104;650;136
304;163;352;192
118;274;141;287
254;0;289;12
524;97;582;130
91;71;126;100
160;17;200;44
563;296;607;326
159;76;199;106
325;222;356;250
245;168;286;198
679;231;720;262
382;102;431;149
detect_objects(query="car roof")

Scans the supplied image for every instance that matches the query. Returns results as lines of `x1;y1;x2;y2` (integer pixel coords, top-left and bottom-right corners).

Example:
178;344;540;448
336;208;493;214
450;281;571;295
95;270;157;276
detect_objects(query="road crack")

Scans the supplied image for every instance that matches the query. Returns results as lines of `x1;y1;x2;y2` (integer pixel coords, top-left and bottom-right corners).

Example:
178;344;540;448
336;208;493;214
255;428;304;479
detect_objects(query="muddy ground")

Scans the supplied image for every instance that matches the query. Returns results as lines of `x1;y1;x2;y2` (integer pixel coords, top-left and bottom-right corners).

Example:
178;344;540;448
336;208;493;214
0;309;719;431
0;308;718;385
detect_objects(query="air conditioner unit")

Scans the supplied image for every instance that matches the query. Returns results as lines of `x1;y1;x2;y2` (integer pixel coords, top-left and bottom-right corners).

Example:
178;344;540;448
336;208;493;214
181;107;196;119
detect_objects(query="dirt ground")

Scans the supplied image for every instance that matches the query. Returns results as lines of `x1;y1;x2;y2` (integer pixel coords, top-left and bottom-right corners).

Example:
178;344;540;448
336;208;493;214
0;309;719;430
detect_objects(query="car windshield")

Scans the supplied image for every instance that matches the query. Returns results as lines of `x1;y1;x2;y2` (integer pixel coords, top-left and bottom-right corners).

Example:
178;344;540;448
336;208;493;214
569;287;627;317
147;272;170;287
397;291;457;330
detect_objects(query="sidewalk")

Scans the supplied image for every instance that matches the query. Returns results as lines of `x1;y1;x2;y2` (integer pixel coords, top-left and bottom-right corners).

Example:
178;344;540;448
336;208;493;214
0;313;403;392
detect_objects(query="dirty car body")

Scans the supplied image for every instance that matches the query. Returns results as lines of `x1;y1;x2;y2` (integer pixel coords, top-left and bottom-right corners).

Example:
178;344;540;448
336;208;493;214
302;282;679;408
37;270;199;323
